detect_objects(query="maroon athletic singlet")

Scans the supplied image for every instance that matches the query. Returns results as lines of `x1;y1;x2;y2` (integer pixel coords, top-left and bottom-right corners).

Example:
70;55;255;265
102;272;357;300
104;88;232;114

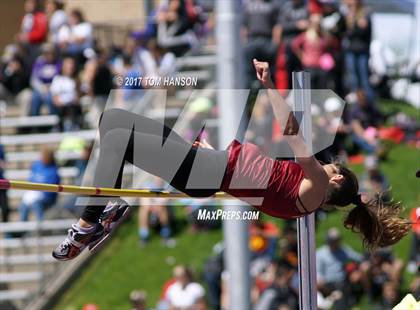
220;140;307;219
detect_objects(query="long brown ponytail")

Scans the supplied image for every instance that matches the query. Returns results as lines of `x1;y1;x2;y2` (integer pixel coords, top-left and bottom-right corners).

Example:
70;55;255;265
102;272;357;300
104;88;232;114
324;163;411;250
343;194;411;250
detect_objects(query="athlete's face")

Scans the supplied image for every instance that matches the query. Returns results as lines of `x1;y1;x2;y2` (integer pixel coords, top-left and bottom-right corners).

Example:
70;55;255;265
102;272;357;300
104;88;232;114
320;164;342;211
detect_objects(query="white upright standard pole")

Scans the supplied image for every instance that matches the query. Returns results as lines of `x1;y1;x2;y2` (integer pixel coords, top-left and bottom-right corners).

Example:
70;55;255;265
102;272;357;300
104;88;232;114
292;71;317;310
216;1;251;310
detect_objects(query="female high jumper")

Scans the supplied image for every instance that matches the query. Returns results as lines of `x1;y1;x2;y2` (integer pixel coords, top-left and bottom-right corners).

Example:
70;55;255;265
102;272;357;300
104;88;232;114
53;60;410;261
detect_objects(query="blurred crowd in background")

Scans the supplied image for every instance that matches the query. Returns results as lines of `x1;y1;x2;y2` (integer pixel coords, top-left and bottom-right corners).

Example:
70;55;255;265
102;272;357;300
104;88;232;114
125;221;420;310
0;0;419;309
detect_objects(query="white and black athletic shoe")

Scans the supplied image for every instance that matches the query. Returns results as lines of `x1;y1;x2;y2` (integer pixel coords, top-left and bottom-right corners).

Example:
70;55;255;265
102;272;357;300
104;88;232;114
52;200;130;260
52;223;104;261
89;199;131;252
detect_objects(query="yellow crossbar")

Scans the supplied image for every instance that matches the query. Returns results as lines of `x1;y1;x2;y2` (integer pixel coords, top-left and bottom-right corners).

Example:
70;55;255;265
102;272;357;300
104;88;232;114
0;179;231;199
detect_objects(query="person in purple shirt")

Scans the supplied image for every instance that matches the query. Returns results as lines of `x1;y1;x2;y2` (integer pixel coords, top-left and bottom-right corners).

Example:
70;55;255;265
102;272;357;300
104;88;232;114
19;148;60;221
29;43;60;116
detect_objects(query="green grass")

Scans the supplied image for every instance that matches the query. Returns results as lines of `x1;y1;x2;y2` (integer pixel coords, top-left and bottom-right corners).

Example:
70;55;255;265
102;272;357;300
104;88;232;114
55;213;223;310
380;99;420;122
55;100;419;310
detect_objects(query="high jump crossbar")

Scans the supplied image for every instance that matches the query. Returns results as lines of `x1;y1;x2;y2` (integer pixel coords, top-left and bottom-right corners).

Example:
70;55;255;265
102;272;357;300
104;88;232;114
0;179;232;199
292;71;317;310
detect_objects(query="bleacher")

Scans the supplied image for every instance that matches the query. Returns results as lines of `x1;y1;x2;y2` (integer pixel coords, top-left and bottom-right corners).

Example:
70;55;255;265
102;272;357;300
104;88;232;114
0;219;75;309
0;44;216;309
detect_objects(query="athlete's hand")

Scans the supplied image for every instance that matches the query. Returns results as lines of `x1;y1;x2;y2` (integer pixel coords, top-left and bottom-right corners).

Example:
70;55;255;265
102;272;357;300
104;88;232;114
253;59;274;88
193;138;214;150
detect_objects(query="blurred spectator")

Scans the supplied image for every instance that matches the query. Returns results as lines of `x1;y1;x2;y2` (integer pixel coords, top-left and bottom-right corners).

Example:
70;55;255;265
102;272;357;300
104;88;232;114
359;248;404;304
291;13;338;89
320;0;346;43
157;276;177;310
317;290;343;310
164;265;206;310
138;198;173;246
278;223;298;269
29;43;60;116
45;0;68;45
141;39;177;81
203;246;224;310
278;0;309;87
249;219;279;262
156;0;200;56
117;54;143;105
255;262;298;310
253;259;278;299
16;0;48;66
0;144;9;222
123;35;149;74
50;56;81;131
19;148;60;221
342;0;374;101
320;0;346;95
360;155;390;199
129;290;148;310
407;207;420;273
58;9;93;56
319;97;351;159
85;51;114;127
350;89;382;154
138;179;172;246
241;0;281;87
58;135;88;159
0;53;30;110
316;227;363;308
280;0;309;44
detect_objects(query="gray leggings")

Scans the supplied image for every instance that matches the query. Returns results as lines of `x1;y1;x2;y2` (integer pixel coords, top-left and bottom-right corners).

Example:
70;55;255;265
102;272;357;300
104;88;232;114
81;109;228;223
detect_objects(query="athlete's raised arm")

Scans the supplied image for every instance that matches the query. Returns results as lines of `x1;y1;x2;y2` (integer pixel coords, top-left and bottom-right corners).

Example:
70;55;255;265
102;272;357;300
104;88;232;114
253;59;328;189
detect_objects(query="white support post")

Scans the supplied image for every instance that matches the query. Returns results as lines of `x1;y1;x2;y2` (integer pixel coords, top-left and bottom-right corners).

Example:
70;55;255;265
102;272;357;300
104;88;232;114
292;71;317;310
216;1;251;309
